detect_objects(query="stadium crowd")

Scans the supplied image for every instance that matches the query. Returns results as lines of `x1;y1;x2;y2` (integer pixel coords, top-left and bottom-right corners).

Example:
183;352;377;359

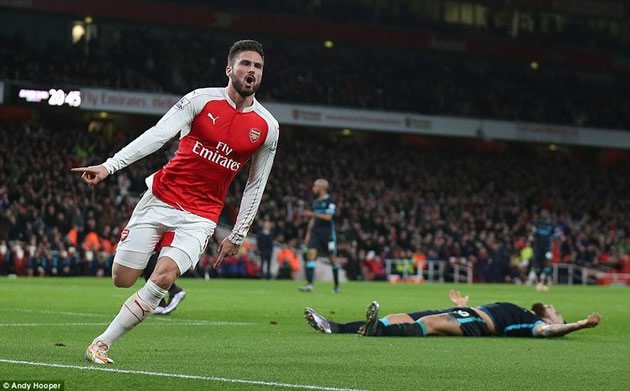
1;123;629;282
2;26;630;130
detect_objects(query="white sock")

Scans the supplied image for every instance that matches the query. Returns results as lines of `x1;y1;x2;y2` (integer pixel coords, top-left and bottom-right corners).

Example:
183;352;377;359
96;280;167;346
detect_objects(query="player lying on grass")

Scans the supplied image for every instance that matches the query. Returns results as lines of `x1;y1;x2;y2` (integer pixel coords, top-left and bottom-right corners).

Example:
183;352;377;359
305;289;470;334
305;290;601;338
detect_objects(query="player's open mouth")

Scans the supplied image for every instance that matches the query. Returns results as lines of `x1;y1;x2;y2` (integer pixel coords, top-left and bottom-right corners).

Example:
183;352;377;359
245;75;255;85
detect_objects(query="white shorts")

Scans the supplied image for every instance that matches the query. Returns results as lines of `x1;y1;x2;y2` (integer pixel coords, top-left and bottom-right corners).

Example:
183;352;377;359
114;189;216;275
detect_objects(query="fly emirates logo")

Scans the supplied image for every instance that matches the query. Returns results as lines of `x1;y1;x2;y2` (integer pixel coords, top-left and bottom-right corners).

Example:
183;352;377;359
192;141;241;171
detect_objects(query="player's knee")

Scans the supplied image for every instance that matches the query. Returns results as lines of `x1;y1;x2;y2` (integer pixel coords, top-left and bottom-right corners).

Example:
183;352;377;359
112;251;148;287
421;316;439;332
307;249;317;260
149;260;179;290
149;271;176;290
112;273;135;288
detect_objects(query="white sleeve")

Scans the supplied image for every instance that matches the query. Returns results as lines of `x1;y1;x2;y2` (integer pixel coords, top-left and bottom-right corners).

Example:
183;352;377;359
228;119;279;245
101;90;203;174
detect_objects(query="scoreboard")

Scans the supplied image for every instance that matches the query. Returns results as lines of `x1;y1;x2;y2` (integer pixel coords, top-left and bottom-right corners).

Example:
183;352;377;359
17;87;81;107
2;82;81;108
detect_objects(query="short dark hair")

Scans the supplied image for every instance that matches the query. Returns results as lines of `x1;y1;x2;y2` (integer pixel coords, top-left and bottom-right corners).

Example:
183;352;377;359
531;303;546;318
227;40;264;66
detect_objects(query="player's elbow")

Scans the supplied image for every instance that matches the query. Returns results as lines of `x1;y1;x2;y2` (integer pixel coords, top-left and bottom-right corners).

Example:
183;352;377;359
533;325;554;338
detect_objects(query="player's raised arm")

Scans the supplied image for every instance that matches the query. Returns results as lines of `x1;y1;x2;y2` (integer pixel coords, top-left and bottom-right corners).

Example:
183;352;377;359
533;313;601;338
448;289;470;307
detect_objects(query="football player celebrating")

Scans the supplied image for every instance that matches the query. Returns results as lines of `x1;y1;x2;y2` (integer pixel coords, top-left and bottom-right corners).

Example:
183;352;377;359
74;40;279;364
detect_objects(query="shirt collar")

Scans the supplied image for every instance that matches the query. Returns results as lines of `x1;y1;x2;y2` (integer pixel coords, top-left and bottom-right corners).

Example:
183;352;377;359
223;88;257;113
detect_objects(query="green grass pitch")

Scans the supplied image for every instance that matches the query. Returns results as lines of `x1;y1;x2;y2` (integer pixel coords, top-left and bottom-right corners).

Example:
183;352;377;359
0;278;628;390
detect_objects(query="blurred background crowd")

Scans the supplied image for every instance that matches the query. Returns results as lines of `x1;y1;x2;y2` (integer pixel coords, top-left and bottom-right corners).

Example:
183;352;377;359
1;0;630;283
1;123;629;281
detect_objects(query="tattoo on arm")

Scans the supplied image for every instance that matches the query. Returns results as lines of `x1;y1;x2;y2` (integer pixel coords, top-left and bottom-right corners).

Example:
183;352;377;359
535;313;600;337
535;322;582;338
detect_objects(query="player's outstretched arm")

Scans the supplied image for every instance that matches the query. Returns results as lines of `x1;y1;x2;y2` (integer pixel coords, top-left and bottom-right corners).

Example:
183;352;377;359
92;90;202;176
534;313;601;338
71;165;110;186
448;289;470;307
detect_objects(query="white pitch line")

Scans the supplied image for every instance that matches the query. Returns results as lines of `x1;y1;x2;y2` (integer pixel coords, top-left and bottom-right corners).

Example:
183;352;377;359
0;358;368;391
0;321;254;327
5;308;112;318
0;322;111;327
1;308;254;326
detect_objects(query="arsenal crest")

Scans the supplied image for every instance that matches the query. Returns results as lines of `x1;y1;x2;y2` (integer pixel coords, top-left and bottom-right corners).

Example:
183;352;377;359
249;128;261;143
120;228;129;242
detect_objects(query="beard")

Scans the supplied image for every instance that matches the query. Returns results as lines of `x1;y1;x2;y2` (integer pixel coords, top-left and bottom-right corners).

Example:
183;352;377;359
231;74;260;98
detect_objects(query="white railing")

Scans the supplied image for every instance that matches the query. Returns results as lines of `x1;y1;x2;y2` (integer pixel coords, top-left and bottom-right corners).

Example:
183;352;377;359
382;260;628;286
552;263;598;285
452;262;474;284
552;263;630;285
605;272;630;285
384;259;473;284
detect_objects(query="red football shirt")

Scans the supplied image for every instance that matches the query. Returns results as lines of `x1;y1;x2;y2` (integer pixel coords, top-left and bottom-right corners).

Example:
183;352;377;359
103;88;279;244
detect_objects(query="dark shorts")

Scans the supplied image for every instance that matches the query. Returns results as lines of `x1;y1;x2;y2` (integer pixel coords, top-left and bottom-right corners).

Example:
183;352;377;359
407;309;442;321
533;245;551;269
308;231;336;255
449;307;490;337
408;307;490;336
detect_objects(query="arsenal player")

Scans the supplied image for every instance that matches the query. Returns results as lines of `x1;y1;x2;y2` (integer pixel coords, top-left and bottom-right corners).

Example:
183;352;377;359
73;40;279;364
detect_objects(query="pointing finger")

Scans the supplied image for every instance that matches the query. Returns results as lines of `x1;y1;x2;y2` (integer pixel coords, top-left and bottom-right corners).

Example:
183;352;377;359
214;253;225;268
71;167;92;173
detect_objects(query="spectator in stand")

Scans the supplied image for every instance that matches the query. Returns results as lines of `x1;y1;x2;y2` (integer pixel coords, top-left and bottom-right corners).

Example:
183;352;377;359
275;239;301;280
82;218;100;253
256;219;275;279
362;250;387;281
